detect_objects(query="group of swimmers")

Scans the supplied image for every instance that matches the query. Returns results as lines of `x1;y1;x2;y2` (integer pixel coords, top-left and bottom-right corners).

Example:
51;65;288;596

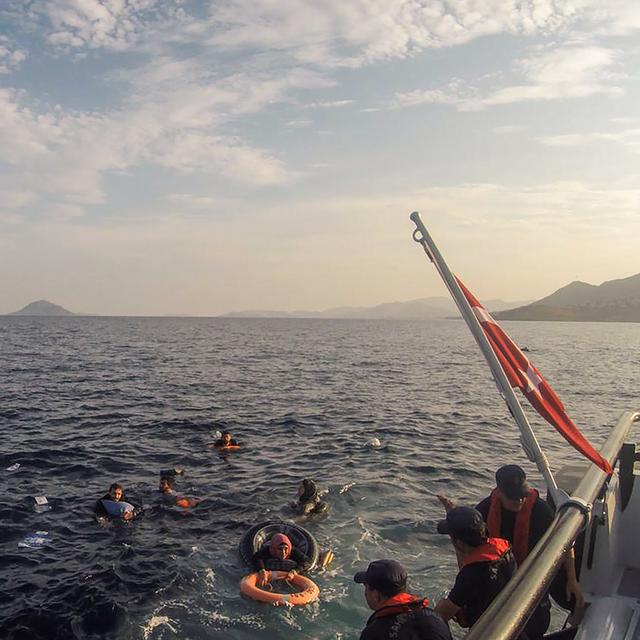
93;432;580;640
93;431;328;522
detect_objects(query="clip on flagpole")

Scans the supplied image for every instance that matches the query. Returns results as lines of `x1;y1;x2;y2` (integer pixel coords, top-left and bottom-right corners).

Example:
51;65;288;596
410;211;567;507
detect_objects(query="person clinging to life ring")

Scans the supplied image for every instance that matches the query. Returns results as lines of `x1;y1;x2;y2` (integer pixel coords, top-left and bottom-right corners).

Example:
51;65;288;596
252;533;311;587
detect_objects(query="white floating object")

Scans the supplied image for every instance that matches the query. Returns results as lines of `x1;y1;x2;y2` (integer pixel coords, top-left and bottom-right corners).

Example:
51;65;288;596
6;463;20;472
33;496;52;513
18;531;51;548
365;437;382;449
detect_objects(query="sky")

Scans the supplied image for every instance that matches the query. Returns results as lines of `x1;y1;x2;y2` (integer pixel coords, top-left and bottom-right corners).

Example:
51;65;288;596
1;0;639;316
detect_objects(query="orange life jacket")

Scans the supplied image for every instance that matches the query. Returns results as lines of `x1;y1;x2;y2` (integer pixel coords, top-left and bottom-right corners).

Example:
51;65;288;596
369;592;429;621
460;537;512;568
487;487;538;565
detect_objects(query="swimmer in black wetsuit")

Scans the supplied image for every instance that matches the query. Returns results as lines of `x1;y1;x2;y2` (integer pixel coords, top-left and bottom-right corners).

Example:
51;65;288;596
251;533;311;586
293;479;329;515
94;483;139;520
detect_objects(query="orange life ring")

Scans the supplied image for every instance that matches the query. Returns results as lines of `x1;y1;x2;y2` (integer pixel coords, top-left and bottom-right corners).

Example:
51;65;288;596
240;570;319;606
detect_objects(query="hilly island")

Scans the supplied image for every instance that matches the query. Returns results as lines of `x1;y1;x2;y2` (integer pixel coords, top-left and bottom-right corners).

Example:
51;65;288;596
494;272;640;322
6;271;640;321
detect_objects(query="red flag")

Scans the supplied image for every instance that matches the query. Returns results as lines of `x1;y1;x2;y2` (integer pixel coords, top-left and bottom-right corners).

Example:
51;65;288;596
455;276;613;475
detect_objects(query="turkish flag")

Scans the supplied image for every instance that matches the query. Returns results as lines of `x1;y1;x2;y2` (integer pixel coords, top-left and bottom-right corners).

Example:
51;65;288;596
456;276;613;475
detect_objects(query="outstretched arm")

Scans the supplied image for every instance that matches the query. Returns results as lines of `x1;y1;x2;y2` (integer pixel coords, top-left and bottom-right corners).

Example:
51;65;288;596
437;495;456;513
563;548;584;610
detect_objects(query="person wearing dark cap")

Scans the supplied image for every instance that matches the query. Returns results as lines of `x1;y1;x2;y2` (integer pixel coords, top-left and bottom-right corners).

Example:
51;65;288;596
438;464;583;638
434;506;516;630
476;464;583;639
353;559;452;640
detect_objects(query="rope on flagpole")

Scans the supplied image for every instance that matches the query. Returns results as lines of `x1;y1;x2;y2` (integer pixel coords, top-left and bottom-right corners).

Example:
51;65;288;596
410;211;566;506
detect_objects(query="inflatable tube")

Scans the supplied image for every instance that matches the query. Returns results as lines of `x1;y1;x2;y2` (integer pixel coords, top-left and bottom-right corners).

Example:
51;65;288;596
100;500;135;517
215;444;241;452
240;570;319;606
238;520;320;571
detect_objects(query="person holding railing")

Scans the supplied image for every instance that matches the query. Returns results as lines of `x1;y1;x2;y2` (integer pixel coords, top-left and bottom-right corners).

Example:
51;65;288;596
434;506;516;630
438;464;584;639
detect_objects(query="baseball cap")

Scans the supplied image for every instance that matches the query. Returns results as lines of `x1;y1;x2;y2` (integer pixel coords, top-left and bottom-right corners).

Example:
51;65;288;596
495;464;530;500
353;559;407;591
436;506;487;544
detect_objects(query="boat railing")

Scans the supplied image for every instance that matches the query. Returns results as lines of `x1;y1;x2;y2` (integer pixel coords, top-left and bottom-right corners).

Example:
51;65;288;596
465;410;640;640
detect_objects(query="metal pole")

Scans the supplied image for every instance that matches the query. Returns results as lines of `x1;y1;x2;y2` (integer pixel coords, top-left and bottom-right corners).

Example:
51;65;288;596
465;411;639;640
410;211;562;502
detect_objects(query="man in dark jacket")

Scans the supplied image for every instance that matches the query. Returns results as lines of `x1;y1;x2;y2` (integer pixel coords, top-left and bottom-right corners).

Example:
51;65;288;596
434;507;516;630
476;464;583;639
354;559;452;640
94;482;138;520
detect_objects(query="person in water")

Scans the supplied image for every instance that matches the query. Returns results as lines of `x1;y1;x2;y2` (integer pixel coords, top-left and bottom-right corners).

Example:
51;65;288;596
294;478;329;515
252;533;311;586
354;559;452;640
159;470;199;509
213;432;239;448
94;482;138;520
434;506;516;630
439;464;583;638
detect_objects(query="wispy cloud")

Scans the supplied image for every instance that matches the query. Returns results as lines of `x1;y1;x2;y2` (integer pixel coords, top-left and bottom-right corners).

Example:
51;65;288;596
474;45;623;109
538;128;640;150
387;44;624;112
305;99;354;109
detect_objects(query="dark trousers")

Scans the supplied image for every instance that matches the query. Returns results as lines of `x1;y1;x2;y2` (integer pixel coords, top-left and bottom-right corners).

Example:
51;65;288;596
522;597;551;640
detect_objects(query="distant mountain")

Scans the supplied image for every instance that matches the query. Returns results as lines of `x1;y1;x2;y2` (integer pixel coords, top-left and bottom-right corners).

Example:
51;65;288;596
494;273;640;322
9;300;75;316
222;297;531;319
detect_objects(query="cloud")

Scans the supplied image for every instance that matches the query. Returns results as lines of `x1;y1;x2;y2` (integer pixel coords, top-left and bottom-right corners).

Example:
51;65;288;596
305;99;354;108
388;87;463;109
285;119;312;128
199;0;619;68
474;45;623;108
388;44;624;111
0;36;27;73
35;0;175;51
538;128;640;150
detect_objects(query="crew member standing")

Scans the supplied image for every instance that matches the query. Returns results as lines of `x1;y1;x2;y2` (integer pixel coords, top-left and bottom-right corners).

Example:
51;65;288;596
434;507;516;630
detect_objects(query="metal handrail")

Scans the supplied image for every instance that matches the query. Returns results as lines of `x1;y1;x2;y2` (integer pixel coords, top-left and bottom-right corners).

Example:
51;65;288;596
465;410;640;640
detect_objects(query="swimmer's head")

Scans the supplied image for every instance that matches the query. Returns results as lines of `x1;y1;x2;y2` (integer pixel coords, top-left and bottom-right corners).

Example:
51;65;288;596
159;476;174;493
109;483;123;501
221;432;231;444
269;533;292;560
298;478;318;501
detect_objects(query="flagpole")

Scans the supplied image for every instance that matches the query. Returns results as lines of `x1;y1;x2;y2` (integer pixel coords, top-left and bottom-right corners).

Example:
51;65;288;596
409;211;564;504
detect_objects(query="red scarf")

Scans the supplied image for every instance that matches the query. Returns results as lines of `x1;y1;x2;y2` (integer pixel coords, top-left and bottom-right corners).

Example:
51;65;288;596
487;488;538;565
369;593;429;621
460;537;512;567
269;533;292;559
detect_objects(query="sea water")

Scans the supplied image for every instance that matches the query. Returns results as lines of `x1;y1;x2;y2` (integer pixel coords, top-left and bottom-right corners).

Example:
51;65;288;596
1;316;638;639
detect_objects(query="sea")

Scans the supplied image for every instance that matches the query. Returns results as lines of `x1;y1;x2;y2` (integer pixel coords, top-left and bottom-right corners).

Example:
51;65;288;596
1;316;638;640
